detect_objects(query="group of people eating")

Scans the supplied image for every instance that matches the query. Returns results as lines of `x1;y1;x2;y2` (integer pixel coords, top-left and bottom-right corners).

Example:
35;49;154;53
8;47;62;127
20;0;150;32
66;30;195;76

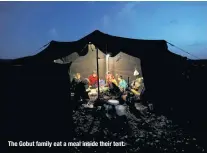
71;69;144;102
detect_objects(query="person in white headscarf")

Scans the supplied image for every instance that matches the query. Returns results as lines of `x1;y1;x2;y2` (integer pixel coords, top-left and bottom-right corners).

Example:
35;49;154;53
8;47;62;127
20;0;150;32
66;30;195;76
131;69;144;91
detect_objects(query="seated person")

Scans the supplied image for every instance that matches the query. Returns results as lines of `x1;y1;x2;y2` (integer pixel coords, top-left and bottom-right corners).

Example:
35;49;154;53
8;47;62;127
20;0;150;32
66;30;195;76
82;78;90;90
131;69;143;95
88;70;98;88
117;75;128;91
106;72;118;87
111;76;118;86
131;77;143;90
106;71;112;84
109;82;121;95
74;79;90;102
99;78;105;87
72;73;89;102
71;73;82;92
130;77;144;99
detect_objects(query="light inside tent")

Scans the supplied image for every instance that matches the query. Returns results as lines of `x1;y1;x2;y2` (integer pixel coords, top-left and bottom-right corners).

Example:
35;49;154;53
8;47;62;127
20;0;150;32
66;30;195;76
106;54;110;58
106;54;110;75
61;44;145;102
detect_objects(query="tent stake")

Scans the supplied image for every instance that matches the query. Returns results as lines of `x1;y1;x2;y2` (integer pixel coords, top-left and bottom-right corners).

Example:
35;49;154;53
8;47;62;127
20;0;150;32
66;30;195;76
96;46;100;99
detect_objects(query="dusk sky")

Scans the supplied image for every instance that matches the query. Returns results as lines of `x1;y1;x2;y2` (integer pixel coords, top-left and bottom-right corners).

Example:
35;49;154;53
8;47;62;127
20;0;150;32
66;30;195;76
0;1;207;59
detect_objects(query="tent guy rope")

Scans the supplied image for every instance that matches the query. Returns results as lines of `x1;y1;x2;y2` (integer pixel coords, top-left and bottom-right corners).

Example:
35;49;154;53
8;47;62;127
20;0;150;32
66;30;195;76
167;41;200;59
80;44;88;53
36;42;51;52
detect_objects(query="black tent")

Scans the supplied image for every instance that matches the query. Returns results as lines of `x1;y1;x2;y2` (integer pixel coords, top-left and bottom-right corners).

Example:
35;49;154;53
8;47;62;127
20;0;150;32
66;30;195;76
3;30;207;146
2;30;186;108
1;30;188;112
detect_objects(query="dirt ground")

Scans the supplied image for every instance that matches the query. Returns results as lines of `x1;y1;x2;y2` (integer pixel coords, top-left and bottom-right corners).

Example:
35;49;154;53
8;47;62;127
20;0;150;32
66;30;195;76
71;103;205;153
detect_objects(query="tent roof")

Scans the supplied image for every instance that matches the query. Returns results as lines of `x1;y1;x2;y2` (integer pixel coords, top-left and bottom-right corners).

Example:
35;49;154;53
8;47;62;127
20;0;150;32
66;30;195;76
1;30;183;65
36;30;168;60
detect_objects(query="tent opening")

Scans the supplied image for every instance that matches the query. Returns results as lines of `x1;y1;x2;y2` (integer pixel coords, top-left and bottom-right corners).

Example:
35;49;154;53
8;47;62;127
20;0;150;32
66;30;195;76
54;43;145;107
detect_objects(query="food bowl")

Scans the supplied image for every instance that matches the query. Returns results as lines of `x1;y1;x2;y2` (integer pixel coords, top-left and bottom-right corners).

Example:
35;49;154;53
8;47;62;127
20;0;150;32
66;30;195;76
107;99;119;105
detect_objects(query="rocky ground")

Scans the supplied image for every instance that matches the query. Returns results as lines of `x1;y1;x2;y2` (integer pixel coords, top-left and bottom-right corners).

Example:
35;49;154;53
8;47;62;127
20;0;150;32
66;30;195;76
71;103;205;153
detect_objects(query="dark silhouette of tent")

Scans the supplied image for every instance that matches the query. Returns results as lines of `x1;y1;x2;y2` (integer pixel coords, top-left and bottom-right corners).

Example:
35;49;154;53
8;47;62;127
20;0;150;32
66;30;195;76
0;30;183;63
1;30;187;112
1;30;207;147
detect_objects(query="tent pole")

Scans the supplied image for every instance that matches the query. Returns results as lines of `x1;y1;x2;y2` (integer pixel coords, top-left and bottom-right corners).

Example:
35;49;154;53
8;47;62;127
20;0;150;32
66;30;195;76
96;46;100;99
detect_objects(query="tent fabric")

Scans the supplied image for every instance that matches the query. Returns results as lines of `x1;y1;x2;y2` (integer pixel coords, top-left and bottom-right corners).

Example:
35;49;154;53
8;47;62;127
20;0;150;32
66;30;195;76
1;30;183;65
0;30;187;111
0;30;186;106
0;30;185;108
40;30;170;61
2;30;207;146
63;44;142;81
1;64;72;140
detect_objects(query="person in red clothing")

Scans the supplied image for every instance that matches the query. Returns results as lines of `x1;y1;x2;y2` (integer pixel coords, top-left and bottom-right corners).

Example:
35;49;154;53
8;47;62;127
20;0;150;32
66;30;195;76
88;70;98;88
